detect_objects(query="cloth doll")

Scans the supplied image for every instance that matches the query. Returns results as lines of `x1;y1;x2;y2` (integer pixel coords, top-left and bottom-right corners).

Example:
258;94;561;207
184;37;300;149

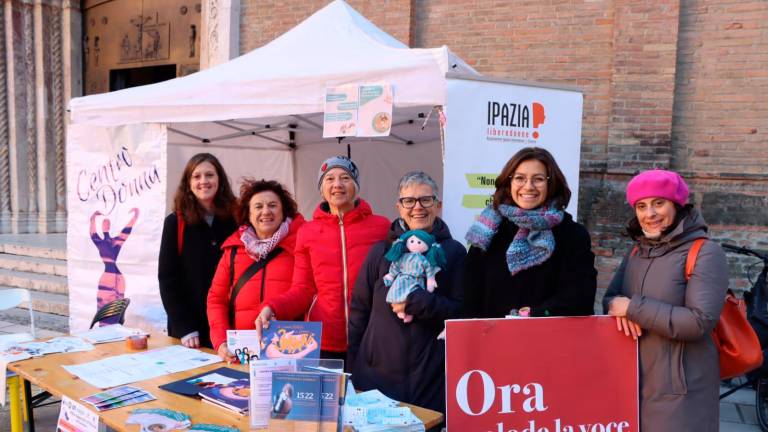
384;230;447;323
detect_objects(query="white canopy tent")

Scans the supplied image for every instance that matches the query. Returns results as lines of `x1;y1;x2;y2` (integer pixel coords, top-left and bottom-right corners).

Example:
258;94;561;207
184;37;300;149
70;0;478;218
65;0;479;332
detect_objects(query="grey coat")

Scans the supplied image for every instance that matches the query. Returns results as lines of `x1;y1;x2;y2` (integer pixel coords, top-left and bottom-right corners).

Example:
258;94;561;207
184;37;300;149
603;209;728;432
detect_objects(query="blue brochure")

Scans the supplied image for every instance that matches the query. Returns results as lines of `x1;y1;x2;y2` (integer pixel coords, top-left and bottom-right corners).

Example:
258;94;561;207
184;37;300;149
260;321;322;360
270;371;322;422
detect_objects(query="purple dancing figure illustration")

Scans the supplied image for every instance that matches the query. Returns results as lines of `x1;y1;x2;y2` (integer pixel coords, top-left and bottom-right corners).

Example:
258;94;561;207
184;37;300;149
90;208;140;323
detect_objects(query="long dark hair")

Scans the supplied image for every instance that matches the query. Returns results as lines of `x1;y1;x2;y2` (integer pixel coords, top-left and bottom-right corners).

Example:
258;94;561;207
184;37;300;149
625;203;692;239
492;147;571;210
236;179;298;226
173;153;236;225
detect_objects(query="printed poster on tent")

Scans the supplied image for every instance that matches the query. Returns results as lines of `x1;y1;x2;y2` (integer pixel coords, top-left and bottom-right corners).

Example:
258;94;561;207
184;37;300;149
323;84;359;138
66;123;168;334
323;83;393;138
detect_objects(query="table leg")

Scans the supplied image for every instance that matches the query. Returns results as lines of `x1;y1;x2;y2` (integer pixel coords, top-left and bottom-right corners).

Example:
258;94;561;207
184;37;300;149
8;375;23;432
23;378;35;432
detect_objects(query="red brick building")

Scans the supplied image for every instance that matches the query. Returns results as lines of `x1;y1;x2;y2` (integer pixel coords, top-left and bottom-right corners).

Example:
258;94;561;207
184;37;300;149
239;0;768;299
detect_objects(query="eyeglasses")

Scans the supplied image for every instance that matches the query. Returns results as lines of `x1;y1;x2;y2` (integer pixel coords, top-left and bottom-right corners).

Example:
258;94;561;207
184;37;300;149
510;174;549;188
398;196;437;209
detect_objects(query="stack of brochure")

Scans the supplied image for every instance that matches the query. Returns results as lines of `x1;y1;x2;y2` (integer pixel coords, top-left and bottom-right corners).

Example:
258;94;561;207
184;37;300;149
73;324;149;344
81;385;155;411
198;378;251;415
343;386;425;432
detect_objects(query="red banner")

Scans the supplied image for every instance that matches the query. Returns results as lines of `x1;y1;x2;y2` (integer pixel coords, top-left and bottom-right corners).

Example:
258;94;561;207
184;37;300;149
446;316;638;432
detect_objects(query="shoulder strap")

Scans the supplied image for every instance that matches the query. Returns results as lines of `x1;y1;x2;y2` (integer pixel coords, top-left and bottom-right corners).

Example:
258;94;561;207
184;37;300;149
684;238;707;281
176;212;185;255
228;247;283;327
630;246;639;257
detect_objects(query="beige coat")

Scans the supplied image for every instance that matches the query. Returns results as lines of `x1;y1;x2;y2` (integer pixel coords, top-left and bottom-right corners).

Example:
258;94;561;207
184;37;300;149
604;209;728;432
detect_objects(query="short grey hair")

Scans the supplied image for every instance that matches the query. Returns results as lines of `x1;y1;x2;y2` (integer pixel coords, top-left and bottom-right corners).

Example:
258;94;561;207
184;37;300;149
397;171;440;201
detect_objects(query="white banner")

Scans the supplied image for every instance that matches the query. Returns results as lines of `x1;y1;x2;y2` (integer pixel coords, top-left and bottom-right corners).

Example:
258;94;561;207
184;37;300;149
442;78;584;242
66;123;168;333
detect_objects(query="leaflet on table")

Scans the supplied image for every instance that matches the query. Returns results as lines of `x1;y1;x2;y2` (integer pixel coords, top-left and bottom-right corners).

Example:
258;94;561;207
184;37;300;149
189;424;240;432
342;386;423;431
199;378;251;414
62;345;220;389
2;336;93;358
73;324;149;344
126;408;191;431
159;367;248;398
81;385;156;411
249;358;345;429
260;320;321;360
57;396;99;432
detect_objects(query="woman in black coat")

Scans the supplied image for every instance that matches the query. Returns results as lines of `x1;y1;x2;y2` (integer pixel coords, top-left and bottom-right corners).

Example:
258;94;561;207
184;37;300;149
158;153;237;348
463;147;596;318
348;171;465;413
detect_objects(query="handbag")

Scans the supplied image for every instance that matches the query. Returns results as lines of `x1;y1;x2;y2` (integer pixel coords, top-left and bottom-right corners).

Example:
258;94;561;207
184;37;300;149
714;291;763;379
632;238;763;379
684;239;763;379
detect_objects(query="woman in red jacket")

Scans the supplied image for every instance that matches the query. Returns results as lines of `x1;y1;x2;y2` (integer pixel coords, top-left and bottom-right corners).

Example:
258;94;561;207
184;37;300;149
207;179;305;361
256;156;389;359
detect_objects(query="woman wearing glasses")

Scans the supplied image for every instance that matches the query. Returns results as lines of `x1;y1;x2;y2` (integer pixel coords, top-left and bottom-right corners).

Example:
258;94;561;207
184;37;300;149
464;147;596;318
256;156;389;360
348;171;465;413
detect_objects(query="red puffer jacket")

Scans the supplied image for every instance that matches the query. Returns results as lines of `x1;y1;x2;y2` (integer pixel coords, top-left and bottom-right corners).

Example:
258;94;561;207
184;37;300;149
207;215;305;350
267;200;389;353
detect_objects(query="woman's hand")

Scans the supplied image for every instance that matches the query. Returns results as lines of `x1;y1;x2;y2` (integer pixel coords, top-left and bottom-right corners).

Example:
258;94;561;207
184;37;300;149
180;333;200;348
608;296;642;340
391;302;409;321
217;343;237;363
255;306;276;341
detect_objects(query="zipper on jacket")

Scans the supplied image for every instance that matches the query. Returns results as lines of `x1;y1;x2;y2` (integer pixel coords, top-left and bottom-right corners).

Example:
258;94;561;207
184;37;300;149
338;213;350;341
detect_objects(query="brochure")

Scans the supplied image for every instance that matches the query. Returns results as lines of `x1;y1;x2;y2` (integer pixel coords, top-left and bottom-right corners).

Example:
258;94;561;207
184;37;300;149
226;329;260;363
249;359;297;428
73;324;149;344
80;385;155;411
57;396;99;432
199;378;251;415
159;367;248;398
357;83;393;137
125;408;192;431
260;321;321;360
270;371;322;422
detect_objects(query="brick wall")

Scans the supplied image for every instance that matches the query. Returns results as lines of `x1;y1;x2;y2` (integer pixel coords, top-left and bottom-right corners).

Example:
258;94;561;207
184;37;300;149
239;0;768;299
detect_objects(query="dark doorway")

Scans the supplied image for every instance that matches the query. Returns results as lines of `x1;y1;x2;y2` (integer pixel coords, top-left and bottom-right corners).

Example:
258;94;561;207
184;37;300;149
110;64;177;91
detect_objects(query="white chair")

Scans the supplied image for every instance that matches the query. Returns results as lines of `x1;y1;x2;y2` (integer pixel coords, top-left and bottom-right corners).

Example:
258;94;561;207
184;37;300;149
0;288;36;347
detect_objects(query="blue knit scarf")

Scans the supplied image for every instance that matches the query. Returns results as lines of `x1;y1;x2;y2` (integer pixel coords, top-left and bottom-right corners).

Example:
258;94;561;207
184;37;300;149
466;203;564;275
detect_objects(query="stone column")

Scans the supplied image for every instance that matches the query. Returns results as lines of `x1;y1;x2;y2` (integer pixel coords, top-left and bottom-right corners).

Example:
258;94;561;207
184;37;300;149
59;0;80;233
0;1;11;233
200;0;240;69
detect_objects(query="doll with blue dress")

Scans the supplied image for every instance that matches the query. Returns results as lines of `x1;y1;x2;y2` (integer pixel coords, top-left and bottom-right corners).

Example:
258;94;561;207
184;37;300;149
383;230;447;323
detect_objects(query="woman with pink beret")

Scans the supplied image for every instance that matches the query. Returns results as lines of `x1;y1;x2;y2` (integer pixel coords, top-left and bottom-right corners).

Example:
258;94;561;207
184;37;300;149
603;169;728;431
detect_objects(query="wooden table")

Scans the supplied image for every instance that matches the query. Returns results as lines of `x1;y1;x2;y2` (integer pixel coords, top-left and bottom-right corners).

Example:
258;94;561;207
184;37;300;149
8;334;444;431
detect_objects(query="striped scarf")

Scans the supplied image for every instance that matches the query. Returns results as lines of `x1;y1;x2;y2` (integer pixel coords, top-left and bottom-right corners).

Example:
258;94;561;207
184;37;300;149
466;204;564;275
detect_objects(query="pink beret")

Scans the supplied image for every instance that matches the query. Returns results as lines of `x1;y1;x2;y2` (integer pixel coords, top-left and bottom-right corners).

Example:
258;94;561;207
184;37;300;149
626;169;689;207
